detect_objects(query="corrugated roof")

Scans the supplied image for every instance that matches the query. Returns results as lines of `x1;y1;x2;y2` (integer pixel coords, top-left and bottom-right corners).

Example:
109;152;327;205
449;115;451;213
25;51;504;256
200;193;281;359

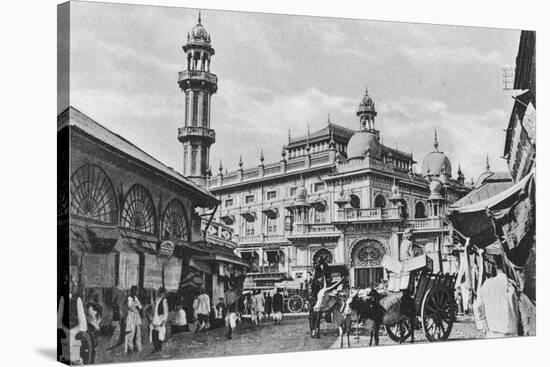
58;106;217;205
450;171;512;208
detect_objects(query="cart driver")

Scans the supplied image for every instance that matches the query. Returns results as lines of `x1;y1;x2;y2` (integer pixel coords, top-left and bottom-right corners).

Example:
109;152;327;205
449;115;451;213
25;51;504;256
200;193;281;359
400;228;415;261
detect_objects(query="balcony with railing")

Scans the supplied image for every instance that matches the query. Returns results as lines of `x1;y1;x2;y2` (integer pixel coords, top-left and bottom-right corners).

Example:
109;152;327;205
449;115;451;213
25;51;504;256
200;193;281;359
335;207;401;223
178;70;218;85
201;219;235;245
288;223;340;239
402;217;449;231
178;126;216;143
233;234;287;245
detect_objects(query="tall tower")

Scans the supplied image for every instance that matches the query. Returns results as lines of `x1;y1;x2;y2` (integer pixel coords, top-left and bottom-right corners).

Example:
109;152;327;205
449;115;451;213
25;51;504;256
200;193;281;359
178;12;218;187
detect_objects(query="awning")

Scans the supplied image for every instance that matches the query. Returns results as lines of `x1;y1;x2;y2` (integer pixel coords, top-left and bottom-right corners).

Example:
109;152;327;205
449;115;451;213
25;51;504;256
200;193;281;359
86;224;120;253
189;257;213;274
310;198;327;211
448;172;535;251
240;210;257;221
261;206;278;218
219;214;235;225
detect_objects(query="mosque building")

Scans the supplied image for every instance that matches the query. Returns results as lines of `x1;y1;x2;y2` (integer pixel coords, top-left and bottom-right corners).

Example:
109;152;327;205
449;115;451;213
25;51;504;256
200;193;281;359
178;15;472;290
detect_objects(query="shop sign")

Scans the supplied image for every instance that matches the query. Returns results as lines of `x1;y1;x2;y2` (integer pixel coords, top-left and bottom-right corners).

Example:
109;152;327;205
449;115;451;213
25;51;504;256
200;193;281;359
158;240;174;257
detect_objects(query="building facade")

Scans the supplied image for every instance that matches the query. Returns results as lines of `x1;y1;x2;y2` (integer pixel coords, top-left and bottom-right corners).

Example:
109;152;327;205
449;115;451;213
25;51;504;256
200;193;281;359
503;30;536;183
205;88;471;289
58;106;248;321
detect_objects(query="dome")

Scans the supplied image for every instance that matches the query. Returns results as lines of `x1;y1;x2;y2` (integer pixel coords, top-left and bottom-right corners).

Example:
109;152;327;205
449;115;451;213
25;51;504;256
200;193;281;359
191;23;210;43
346;131;382;160
422;151;452;178
421;130;451;178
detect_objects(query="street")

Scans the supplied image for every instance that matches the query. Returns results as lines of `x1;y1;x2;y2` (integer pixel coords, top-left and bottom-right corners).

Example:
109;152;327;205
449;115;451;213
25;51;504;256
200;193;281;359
95;315;485;364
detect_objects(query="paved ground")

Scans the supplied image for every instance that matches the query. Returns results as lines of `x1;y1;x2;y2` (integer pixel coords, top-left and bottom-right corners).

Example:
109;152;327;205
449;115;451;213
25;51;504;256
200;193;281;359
95;315;485;364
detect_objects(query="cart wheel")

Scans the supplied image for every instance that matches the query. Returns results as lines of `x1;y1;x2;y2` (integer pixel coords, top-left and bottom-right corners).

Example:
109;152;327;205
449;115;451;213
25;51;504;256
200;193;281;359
386;318;412;342
288;295;304;313
421;285;455;342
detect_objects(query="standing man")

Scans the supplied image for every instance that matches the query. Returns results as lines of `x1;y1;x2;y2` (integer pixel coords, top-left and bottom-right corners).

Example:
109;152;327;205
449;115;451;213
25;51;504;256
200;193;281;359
194;288;211;333
264;292;272;320
125;286;142;354
214;297;226;329
149;287;169;354
272;288;284;326
252;290;265;326
478;254;520;338
224;280;242;340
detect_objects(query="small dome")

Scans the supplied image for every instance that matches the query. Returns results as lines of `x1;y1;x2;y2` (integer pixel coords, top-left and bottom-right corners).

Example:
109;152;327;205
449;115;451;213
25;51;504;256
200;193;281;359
191;23;210;43
347;131;382;160
294;185;308;203
357;88;376;115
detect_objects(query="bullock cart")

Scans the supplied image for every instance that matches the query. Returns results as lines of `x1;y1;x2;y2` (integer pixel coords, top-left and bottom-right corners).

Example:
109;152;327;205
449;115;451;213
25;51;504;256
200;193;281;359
382;255;457;342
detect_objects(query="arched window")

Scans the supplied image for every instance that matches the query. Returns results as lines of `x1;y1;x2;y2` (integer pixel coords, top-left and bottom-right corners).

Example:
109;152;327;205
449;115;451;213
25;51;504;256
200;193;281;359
70;164;118;224
312;248;333;265
349;194;361;209
414;201;427;219
161;199;189;241
121;184;156;234
374;194;386;209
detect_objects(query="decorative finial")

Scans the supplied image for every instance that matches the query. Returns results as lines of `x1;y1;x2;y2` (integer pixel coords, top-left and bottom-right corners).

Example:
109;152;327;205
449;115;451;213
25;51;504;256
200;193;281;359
281;147;287;158
187;32;190;42
458;164;463;176
198;10;202;25
306;125;311;152
328;113;331;124
329;131;335;149
486;154;490;172
260;149;264;163
288;129;291;143
434;129;439;151
218;159;223;172
238;154;243;168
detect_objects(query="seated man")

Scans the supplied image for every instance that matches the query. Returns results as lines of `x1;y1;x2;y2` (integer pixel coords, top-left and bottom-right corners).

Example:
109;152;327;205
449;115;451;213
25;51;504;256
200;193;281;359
171;304;189;333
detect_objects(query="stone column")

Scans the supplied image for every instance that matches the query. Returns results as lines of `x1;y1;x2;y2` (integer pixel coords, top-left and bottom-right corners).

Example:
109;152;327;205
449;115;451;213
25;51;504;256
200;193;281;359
188;90;194;126
197;91;204;128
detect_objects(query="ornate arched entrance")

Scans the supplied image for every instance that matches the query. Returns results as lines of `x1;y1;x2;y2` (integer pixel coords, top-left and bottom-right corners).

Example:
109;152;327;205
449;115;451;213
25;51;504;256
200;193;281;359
350;239;386;288
312;248;333;265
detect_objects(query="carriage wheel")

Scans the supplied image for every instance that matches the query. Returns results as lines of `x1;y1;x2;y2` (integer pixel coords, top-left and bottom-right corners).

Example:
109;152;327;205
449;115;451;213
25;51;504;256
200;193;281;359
386;318;412;342
288;295;304;313
421;285;455;342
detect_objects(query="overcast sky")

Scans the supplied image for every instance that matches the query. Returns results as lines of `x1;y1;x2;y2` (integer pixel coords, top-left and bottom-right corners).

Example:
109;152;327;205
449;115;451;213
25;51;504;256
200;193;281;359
67;1;521;181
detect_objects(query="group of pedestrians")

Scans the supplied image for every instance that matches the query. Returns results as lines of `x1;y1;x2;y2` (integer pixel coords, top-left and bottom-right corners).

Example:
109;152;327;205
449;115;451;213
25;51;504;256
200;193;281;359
58;278;289;363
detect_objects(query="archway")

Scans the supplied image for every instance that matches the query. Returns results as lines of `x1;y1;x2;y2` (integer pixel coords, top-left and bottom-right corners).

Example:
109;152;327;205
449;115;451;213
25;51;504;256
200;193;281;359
414;201;427;219
349;194;361;209
374;194;386;209
350;239;386;288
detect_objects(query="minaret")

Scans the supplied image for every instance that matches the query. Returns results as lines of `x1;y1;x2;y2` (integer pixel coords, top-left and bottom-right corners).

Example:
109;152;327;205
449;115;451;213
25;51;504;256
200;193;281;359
178;12;218;187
